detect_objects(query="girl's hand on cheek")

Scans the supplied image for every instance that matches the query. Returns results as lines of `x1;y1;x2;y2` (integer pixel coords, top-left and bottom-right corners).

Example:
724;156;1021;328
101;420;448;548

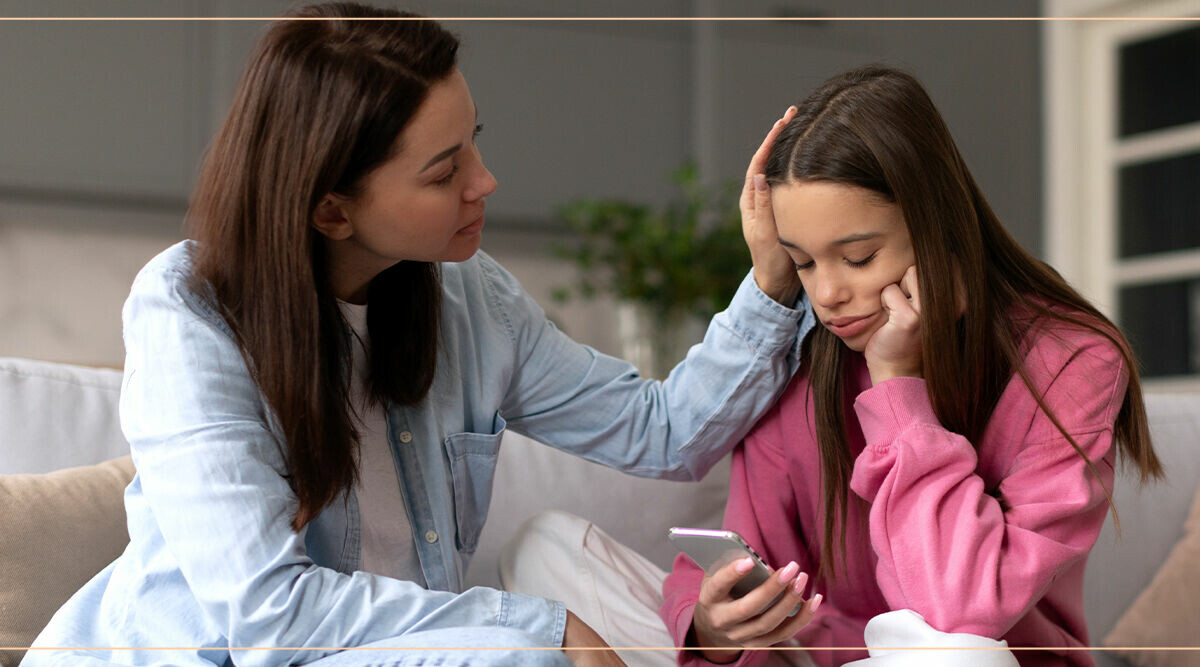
864;265;923;385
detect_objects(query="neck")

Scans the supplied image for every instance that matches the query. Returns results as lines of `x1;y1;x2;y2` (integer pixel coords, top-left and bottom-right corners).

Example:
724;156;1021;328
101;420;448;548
325;239;392;305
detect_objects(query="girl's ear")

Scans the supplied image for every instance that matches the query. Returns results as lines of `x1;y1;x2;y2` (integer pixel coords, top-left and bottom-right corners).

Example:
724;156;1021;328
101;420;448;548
312;194;354;241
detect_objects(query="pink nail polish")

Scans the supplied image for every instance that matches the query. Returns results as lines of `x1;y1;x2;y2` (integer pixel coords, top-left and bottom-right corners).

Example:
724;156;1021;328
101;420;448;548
778;561;799;582
734;557;754;574
792;572;808;594
811;594;823;612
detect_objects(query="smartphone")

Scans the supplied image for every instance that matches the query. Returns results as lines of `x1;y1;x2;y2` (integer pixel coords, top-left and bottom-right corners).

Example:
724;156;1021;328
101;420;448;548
667;527;789;607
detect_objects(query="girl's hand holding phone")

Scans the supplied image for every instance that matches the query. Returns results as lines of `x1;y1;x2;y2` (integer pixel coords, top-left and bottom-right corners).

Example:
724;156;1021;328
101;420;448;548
864;264;924;385
691;557;822;663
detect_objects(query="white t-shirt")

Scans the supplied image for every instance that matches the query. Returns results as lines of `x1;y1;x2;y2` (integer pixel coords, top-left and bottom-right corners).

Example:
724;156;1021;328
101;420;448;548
339;300;426;586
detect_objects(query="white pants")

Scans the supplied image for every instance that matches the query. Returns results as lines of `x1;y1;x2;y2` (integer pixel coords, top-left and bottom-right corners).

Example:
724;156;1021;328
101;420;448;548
500;511;1018;667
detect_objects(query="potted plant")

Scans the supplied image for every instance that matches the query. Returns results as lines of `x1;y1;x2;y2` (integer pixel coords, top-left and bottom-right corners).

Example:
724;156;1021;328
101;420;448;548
551;163;750;378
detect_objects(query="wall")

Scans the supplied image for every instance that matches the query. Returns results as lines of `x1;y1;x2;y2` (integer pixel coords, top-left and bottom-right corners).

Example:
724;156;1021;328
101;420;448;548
0;1;1041;365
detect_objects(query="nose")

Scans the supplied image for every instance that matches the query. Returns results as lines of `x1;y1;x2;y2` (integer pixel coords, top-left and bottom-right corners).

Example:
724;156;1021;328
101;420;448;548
813;268;851;309
463;147;498;202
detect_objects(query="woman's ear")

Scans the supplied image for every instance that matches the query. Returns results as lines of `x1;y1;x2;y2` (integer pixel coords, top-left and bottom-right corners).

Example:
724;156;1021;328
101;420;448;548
312;194;354;240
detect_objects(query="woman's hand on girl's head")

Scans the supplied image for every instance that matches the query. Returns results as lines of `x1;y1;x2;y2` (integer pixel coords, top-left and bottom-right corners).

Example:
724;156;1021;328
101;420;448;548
690;557;822;663
865;265;924;385
742;107;804;306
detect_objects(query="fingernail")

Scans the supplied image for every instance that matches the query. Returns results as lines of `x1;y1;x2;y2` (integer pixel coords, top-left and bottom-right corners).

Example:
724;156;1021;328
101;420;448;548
778;561;798;582
792;572;808;594
811;593;823;612
754;174;767;191
735;557;754;574
788;105;797;113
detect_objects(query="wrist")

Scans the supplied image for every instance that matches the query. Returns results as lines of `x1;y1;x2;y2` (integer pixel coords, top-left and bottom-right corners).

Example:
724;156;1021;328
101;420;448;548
690;621;742;664
754;273;801;307
700;647;742;664
868;366;922;386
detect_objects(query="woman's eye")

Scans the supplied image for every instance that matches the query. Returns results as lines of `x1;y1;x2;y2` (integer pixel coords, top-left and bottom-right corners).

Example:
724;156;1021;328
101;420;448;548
473;123;484;139
847;251;878;268
433;165;459;186
794;260;814;271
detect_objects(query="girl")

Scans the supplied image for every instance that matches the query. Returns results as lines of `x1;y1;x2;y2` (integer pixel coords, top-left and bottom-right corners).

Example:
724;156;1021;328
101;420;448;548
25;4;813;666
661;65;1163;666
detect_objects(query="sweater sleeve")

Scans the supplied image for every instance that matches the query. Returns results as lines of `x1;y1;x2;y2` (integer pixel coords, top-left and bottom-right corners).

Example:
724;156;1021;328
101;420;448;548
848;332;1126;638
660;434;813;667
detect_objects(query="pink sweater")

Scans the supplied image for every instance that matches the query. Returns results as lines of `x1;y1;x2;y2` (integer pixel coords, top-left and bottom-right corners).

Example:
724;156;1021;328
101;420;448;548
661;321;1125;666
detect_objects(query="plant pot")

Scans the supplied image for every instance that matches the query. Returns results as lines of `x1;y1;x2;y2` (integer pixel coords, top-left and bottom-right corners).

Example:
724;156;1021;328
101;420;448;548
616;303;708;380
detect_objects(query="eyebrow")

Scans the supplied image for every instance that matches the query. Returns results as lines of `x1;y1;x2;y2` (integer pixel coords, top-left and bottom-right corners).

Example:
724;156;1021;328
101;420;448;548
778;231;883;251
418;105;480;174
419;144;462;173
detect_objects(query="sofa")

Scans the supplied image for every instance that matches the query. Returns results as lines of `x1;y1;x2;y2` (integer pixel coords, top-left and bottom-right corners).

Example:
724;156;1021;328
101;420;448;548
2;355;1198;667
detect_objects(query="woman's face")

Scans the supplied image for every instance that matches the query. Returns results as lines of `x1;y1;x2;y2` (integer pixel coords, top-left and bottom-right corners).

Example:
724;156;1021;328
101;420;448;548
772;180;915;352
322;68;497;298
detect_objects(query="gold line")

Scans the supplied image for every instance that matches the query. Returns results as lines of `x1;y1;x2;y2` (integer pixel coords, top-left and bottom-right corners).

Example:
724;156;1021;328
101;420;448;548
15;646;1200;651
0;16;1197;21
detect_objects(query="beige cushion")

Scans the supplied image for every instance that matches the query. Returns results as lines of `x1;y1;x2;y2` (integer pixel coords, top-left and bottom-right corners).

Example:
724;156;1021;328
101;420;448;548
0;456;135;666
1104;485;1200;666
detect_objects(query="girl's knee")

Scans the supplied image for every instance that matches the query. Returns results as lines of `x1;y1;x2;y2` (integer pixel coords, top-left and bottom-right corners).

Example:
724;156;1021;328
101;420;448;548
500;510;591;588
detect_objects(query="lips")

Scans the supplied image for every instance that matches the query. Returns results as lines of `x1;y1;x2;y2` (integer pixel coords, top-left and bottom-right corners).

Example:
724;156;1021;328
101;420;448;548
825;313;875;339
457;214;485;235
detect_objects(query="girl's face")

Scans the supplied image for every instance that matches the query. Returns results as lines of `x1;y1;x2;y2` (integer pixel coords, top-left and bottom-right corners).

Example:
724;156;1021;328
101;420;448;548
320;68;497;300
772;181;915;352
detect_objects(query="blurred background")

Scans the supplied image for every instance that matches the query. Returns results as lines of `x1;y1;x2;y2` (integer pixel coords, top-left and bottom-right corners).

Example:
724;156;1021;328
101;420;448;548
0;0;1195;390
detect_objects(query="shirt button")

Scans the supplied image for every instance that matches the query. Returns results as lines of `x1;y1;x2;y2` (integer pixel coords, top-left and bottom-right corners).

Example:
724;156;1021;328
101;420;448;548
424;530;439;544
398;431;413;443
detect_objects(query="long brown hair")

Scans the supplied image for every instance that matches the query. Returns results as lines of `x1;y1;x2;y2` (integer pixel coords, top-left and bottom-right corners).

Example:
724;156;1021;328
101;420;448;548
187;3;459;530
764;65;1163;577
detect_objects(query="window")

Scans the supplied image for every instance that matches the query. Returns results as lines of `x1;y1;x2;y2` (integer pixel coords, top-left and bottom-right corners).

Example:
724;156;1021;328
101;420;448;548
1046;0;1200;390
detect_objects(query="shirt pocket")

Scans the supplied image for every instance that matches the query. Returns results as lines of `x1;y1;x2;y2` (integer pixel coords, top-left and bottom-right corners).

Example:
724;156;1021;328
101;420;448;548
442;414;506;554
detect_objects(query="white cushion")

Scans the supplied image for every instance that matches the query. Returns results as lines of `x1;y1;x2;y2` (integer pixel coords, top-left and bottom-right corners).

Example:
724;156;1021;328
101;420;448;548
468;431;731;589
0;357;128;474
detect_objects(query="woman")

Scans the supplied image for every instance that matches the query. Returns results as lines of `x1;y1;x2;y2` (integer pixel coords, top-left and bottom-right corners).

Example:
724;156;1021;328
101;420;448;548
660;65;1163;666
24;4;812;667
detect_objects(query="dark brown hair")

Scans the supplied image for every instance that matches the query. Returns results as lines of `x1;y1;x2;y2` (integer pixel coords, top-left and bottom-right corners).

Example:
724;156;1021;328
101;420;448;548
187;3;459;530
765;65;1163;577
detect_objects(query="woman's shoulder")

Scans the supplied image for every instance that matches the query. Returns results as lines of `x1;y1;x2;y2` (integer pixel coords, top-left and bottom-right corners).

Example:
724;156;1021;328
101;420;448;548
125;240;229;334
440;249;522;299
133;239;195;285
439;250;541;333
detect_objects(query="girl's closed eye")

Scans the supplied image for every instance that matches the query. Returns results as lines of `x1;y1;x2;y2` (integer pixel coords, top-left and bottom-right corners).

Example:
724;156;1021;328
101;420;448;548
794;260;814;271
847;250;878;267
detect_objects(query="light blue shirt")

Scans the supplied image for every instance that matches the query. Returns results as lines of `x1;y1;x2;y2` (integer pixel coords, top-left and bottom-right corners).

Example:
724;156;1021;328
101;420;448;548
28;241;813;666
